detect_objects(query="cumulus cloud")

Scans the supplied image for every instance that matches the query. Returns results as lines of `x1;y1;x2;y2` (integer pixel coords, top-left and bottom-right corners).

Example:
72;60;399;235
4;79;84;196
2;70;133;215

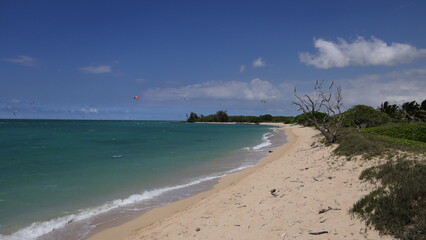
252;57;266;68
81;107;98;113
300;37;426;68
80;65;111;73
143;79;282;101
341;67;426;107
2;55;36;66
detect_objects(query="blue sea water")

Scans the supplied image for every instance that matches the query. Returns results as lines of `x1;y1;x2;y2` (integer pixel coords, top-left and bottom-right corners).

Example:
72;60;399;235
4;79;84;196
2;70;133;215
0;120;286;240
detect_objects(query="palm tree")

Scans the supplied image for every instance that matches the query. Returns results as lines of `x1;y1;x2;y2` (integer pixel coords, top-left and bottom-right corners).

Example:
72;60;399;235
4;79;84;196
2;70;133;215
401;101;426;122
421;99;426;111
379;101;399;118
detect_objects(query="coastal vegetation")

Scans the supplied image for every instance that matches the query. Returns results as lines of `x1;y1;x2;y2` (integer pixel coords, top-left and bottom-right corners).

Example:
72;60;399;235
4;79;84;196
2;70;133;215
343;105;391;129
186;110;296;124
351;158;426;239
333;100;426;239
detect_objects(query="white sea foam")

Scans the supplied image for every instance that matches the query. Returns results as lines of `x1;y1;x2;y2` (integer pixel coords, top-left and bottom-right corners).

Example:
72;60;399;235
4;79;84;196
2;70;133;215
252;132;272;150
0;168;242;240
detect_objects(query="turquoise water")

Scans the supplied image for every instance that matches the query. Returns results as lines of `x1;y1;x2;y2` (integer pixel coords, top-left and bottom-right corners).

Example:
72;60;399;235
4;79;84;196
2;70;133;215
0;120;285;240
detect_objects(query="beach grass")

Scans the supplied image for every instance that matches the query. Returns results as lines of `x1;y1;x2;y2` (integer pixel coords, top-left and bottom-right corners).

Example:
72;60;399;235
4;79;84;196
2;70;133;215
333;124;426;239
334;128;426;158
350;158;426;239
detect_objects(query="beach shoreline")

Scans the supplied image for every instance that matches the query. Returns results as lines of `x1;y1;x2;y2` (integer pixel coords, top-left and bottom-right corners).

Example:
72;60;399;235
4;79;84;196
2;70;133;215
87;124;392;240
85;123;289;240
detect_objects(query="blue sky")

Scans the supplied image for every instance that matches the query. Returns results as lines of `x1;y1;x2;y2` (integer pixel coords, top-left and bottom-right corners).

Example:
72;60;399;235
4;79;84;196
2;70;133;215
1;0;426;120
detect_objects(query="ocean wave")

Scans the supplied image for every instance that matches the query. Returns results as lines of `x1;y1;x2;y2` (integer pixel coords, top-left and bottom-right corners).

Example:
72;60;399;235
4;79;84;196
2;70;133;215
252;132;272;150
0;167;246;240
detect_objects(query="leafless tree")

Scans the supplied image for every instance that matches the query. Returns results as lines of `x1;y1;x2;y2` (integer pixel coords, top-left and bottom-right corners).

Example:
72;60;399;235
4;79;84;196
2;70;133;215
292;80;345;143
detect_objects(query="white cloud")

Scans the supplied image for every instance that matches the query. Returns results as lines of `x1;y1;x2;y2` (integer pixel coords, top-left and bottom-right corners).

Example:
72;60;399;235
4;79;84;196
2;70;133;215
81;107;98;113
8;99;21;104
80;65;111;73
252;57;266;68
240;65;246;72
135;78;145;83
341;67;426;107
143;79;282;101
300;37;426;68
2;55;36;66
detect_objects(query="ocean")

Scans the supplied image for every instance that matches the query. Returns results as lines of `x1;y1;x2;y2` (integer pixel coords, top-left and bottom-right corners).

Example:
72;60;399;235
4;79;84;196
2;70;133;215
0;120;286;240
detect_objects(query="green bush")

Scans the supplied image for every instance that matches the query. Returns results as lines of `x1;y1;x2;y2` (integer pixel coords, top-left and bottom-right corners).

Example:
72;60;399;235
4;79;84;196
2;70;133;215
194;113;294;124
334;129;426;158
186;112;199;122
351;159;426;239
364;124;426;143
272;116;295;123
228;115;248;122
259;114;273;122
334;131;391;158
197;114;217;122
343;105;390;128
294;112;327;126
215;110;229;122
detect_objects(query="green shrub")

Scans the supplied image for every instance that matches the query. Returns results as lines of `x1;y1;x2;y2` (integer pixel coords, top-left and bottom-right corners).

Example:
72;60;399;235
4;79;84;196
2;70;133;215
294;112;327;126
259;114;273;122
272;116;295;123
228;115;248;122
351;159;426;239
364;124;426;143
197;114;217;122
215;110;229;122
186;112;199;122
334;131;391;158
192;112;295;124
343;105;390;128
334;129;426;158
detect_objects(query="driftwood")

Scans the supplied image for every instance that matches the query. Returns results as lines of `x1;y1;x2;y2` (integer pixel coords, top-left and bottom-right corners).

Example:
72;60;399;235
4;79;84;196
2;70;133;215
309;231;328;235
318;206;341;214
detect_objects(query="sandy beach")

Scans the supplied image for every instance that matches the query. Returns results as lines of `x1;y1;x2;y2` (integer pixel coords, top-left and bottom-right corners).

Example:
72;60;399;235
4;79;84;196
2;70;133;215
88;124;393;240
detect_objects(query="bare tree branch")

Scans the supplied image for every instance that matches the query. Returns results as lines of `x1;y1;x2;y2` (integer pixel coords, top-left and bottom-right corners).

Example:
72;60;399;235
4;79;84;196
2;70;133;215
293;81;345;143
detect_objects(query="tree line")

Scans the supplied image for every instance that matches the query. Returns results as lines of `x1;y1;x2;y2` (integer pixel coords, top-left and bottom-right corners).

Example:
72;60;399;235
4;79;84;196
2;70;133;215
186;110;294;124
186;99;426;127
